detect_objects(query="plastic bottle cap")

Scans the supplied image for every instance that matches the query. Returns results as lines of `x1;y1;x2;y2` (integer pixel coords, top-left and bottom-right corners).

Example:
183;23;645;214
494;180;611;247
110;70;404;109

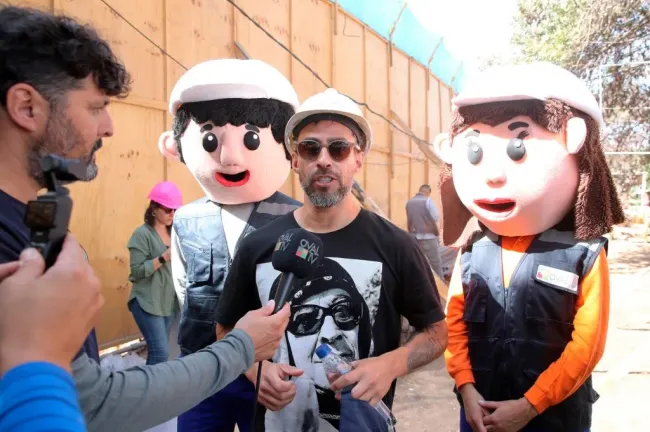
315;344;331;359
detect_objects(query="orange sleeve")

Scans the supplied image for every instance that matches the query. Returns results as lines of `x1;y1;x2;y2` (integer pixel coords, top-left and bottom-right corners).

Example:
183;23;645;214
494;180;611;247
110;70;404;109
444;251;475;388
524;248;610;413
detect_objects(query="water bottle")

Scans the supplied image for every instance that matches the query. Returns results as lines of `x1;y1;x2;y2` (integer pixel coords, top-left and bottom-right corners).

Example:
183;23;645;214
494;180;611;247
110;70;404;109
315;343;396;430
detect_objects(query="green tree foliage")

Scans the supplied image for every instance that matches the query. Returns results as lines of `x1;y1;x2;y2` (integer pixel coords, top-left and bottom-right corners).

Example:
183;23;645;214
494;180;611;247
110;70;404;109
493;0;649;203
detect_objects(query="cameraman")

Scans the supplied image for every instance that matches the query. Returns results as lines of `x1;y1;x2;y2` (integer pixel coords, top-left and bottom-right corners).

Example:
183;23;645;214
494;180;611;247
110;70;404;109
0;5;289;431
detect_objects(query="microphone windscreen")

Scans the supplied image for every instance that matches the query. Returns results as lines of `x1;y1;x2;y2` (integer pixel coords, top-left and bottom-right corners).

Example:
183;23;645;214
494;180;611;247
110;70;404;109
271;228;323;278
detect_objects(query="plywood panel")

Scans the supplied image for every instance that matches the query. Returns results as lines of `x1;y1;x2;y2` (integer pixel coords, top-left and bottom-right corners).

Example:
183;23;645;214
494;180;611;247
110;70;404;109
7;0;50;9
333;10;364;101
410;63;427;150
291;0;331;101
333;9;365;187
68;102;165;345
390;52;410;154
410;159;426;201
165;0;235;91
365;32;389;151
236;0;291;78
390;156;410;229
364;152;390;216
440;84;453;132
428;77;442;138
65;0;166;102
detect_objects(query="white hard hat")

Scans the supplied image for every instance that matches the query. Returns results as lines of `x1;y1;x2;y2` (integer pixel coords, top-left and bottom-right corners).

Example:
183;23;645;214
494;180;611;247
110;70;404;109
284;88;373;154
168;58;299;115
452;62;604;130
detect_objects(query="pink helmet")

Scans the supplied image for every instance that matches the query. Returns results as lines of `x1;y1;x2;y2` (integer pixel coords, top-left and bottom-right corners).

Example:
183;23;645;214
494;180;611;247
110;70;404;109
148;181;183;209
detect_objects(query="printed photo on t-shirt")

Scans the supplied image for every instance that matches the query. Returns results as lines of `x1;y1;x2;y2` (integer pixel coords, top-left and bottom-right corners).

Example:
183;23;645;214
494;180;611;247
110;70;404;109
255;257;383;431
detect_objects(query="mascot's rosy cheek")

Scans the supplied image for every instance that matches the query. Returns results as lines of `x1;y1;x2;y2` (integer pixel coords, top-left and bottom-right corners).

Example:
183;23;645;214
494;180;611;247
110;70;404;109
439;115;588;238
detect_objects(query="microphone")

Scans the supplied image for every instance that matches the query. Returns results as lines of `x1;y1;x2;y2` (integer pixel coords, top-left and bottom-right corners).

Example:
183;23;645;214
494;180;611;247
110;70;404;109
270;228;324;313
251;228;323;427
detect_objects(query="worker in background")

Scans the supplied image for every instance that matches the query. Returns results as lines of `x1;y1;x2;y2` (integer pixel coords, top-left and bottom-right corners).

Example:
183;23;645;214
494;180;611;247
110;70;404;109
406;184;444;279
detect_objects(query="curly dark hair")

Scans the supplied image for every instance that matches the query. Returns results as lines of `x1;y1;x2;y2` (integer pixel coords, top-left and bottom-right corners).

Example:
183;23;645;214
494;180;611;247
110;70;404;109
0;6;131;108
172;98;295;163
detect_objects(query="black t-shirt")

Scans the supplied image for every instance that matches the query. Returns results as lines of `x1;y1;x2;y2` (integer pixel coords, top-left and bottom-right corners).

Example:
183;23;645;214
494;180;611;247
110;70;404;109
217;208;445;431
0;188;100;363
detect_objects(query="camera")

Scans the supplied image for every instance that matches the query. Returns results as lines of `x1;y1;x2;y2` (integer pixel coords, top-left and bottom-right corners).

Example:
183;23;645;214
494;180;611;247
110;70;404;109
24;155;87;268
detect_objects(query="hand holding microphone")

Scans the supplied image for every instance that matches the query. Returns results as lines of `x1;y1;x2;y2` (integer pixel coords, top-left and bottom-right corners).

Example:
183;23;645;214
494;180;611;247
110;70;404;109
234;300;290;363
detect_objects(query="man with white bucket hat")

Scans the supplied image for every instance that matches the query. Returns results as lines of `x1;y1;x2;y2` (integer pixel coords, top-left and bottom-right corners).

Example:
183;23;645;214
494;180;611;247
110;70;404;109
216;88;448;431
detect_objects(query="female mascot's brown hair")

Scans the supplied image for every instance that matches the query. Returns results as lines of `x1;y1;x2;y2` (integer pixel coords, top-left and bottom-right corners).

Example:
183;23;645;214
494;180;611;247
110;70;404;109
438;98;625;247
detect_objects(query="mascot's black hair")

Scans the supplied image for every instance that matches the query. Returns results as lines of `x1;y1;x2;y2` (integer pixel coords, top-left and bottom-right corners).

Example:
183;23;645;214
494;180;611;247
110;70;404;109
172;98;295;163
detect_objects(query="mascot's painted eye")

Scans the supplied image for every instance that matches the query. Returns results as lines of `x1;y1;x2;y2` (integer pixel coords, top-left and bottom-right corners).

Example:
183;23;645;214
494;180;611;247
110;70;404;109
506;138;526;161
244;131;261;151
203;132;218;153
467;140;483;165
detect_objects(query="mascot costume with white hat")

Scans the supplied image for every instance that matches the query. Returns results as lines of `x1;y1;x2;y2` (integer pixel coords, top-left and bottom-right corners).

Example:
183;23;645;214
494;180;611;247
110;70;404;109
435;62;624;432
158;58;301;432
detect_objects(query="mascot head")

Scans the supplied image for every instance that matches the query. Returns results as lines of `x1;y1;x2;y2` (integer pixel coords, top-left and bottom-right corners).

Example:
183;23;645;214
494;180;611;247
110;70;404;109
434;62;624;246
159;59;299;205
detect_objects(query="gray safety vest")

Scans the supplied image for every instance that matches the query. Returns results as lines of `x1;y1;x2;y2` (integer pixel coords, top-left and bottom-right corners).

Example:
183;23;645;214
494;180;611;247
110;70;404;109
173;192;301;354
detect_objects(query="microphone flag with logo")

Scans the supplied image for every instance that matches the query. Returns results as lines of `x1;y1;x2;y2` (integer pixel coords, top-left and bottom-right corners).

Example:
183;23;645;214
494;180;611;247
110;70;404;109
270;228;323;313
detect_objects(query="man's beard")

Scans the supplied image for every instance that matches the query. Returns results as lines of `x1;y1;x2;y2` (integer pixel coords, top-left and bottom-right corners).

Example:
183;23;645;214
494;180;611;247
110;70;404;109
28;113;101;188
299;168;350;208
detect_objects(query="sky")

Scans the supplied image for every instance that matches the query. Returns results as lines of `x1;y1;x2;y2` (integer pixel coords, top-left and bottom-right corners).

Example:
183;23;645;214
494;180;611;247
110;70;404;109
409;0;520;71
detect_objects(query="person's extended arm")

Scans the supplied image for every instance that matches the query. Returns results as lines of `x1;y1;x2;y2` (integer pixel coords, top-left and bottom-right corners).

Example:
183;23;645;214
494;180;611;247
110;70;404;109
0;362;85;432
523;248;609;413
387;318;448;375
74;329;255;432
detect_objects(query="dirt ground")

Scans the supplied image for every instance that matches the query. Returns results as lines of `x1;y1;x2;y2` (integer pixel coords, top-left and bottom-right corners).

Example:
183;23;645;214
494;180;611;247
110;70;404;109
392;232;650;432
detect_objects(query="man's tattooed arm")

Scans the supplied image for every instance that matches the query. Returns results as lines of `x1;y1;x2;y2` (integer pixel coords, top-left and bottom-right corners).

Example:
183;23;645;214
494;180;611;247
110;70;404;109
404;320;449;372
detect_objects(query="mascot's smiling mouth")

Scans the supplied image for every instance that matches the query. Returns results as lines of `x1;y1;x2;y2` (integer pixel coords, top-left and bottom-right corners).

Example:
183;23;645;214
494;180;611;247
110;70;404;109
475;199;516;214
215;171;250;187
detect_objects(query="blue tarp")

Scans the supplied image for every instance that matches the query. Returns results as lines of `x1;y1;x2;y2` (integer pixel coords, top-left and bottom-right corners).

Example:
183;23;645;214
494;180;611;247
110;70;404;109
337;0;469;93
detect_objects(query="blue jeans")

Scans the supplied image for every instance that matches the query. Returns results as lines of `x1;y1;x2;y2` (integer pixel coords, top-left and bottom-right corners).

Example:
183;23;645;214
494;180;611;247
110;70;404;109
460;407;590;432
177;374;255;432
340;390;394;432
128;298;173;365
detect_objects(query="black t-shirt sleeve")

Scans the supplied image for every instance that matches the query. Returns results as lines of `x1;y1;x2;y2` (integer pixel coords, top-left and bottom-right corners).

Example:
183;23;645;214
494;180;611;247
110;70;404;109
216;239;263;328
396;234;446;329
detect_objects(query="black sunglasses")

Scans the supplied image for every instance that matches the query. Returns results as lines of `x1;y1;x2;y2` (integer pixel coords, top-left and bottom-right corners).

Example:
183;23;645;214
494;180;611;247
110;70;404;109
295;139;360;162
288;301;362;336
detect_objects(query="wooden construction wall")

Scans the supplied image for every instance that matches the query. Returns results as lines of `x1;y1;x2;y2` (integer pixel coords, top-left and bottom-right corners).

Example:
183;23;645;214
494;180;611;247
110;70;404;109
12;0;454;348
